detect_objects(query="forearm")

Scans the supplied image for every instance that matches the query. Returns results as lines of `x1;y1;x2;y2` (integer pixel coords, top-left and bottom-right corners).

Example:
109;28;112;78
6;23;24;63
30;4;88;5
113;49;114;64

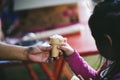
65;51;98;79
0;42;29;60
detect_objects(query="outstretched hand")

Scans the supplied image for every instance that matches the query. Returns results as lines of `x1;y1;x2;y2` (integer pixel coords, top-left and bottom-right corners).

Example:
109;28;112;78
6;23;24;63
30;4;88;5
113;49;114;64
27;45;52;63
27;41;74;63
48;42;74;61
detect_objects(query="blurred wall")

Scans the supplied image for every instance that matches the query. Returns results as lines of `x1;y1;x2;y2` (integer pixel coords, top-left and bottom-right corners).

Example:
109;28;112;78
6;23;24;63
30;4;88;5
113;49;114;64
14;0;78;11
17;3;79;33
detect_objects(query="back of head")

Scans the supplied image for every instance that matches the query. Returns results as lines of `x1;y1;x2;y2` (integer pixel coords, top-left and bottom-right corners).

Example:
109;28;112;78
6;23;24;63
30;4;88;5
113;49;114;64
89;0;120;61
0;0;6;15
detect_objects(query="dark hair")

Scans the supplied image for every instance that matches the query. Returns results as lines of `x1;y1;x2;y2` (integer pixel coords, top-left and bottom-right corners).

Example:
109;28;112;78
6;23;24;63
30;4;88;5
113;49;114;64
89;0;120;60
0;0;6;14
88;0;120;79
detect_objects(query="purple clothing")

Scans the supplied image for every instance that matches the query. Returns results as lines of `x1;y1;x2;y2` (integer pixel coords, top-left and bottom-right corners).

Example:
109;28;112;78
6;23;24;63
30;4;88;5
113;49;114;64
65;51;120;80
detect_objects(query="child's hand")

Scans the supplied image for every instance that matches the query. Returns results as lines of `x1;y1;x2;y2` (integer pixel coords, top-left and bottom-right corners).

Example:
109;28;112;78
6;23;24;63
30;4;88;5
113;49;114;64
58;42;74;57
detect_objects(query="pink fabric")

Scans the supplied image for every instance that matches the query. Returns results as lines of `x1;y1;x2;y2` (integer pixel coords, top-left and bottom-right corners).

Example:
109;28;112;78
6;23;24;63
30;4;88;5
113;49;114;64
113;73;120;80
65;51;120;80
65;51;97;79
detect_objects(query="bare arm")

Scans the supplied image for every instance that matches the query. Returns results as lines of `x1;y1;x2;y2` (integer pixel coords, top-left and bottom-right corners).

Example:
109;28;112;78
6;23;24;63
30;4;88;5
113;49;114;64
0;42;51;62
0;42;29;60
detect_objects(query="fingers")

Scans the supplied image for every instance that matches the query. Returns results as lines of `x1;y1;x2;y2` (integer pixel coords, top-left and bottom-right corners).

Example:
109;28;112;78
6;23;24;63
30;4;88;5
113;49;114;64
47;57;60;63
59;50;63;56
58;43;74;57
58;43;70;52
38;45;52;51
32;46;41;53
64;38;67;43
58;42;66;48
28;51;50;63
29;45;52;54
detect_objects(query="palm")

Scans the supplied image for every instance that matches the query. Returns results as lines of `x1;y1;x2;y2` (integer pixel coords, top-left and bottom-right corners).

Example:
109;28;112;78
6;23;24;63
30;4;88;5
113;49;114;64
28;52;49;63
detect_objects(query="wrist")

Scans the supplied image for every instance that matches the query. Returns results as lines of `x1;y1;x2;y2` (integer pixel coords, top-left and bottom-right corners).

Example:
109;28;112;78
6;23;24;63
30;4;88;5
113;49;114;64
69;50;75;55
64;49;75;57
24;47;34;60
26;47;34;54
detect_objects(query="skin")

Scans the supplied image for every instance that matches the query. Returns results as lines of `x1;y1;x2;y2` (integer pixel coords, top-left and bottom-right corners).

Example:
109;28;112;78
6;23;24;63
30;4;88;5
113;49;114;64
0;0;52;62
58;42;74;57
0;42;52;62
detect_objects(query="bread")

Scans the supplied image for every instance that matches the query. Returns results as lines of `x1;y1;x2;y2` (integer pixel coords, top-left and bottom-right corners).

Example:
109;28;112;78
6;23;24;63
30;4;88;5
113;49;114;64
50;34;65;57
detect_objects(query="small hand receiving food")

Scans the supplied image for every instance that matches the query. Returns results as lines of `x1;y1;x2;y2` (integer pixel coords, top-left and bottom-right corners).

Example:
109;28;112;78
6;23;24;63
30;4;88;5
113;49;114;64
50;34;66;58
50;34;74;59
58;42;74;57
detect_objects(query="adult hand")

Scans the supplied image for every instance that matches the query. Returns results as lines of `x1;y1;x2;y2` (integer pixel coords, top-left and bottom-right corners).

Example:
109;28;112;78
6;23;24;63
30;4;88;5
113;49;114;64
27;45;52;63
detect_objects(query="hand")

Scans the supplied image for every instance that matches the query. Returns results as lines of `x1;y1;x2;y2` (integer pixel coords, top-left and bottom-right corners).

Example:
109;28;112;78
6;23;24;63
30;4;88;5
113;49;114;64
58;42;74;57
27;45;52;63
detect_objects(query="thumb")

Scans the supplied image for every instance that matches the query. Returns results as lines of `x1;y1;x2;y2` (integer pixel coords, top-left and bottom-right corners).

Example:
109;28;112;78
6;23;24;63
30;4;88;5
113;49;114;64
59;46;67;52
58;46;67;57
38;45;52;51
58;43;70;52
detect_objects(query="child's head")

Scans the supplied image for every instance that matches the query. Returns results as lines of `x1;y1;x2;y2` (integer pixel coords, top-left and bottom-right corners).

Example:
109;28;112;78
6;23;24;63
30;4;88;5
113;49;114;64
89;0;120;61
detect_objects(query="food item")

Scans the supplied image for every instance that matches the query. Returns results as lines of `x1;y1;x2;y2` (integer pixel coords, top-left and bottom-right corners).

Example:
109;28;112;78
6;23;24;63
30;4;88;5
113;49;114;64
50;34;65;57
